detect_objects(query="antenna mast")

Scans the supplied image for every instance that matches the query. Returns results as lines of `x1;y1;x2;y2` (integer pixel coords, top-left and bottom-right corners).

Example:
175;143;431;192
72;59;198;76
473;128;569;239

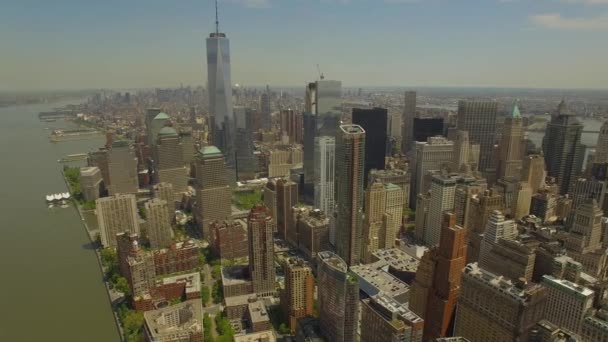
215;0;219;34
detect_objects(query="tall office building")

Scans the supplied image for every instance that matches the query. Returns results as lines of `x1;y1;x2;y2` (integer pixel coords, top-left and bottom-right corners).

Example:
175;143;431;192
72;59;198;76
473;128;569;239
512;181;532;220
153;182;175;213
497;104;523;181
542;275;594;335
352;107;388;187
145;199;172;249
360;294;424;342
411;136;454;207
234;106;256;180
478;210;516;268
542;100;585;194
145;108;161;140
194;146;232;238
281;258;314;333
465;189;504;263
424;174;458;247
413;118;445;143
363;182;386;262
206;10;234;166
596;121;608;164
303;80;342;196
402;91;416;154
248;204;276;297
383;183;404;249
455;263;548;341
457;100;498;175
410;212;467;340
107;141;139;195
521;154;546;194
369;168;410;210
279;109;303;144
335;125;366;266
451;130;479;173
313;136;335;222
147;112;170;147
317;251;359;342
277;178;299;242
263;180;278;226
97;194;140;248
154;126;188;193
260;90;271;130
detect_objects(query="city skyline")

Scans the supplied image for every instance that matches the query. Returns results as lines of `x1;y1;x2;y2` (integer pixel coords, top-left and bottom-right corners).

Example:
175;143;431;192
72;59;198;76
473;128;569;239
2;0;608;91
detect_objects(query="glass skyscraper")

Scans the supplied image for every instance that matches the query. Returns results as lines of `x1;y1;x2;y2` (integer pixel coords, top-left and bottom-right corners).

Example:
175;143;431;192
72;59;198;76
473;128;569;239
206;32;234;166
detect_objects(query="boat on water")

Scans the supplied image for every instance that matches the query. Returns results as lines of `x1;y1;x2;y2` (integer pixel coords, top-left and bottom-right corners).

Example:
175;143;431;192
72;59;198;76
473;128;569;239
45;192;72;204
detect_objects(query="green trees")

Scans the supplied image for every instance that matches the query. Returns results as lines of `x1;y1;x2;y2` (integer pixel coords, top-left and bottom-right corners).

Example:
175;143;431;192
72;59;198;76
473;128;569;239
215;313;234;341
203;313;214;342
118;304;144;342
212;280;224;304
201;286;211;307
114;276;130;295
279;323;290;334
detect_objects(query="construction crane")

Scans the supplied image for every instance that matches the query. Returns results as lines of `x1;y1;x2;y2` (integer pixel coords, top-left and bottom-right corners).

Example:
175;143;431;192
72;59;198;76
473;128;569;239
316;64;325;80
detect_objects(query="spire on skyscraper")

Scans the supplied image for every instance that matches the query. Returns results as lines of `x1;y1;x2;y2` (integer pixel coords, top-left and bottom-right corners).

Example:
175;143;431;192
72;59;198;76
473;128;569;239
215;0;219;34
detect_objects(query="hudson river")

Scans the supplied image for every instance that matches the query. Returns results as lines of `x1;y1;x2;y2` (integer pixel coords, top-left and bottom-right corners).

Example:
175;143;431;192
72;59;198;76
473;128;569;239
0;101;119;341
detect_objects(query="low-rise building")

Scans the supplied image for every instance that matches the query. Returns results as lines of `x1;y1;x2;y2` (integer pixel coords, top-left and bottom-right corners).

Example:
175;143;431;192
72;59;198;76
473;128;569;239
153;240;199;276
210;219;248;260
222;265;253;298
143;299;203;342
360;294;424;342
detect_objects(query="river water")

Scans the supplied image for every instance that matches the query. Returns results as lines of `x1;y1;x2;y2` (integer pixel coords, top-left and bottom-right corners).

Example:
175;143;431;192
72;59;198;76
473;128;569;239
0;101;120;341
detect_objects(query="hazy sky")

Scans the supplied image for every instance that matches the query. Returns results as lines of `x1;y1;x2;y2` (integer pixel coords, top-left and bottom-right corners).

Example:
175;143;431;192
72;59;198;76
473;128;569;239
1;0;607;91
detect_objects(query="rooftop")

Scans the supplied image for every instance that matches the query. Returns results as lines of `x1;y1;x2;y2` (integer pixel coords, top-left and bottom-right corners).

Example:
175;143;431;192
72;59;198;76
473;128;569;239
464;263;545;303
158;126;177;136
371;248;420;273
339;124;365;135
318;251;348;273
542;275;594;298
248;300;270;324
159;272;201;296
143;299;203;340
221;265;252;286
199;145;222;157
234;330;276;342
351;261;410;303
154;112;170;120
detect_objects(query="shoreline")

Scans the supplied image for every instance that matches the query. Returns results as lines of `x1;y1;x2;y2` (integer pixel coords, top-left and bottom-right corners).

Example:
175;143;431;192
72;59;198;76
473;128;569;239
60;169;125;341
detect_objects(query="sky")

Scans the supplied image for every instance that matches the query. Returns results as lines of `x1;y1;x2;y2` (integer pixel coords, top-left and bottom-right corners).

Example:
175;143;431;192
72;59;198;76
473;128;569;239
1;0;607;91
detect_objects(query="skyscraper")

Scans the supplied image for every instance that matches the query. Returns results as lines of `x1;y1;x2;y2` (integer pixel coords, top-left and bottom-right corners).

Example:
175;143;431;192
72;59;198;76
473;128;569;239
303;80;342;197
521;154;546;194
542;100;585;194
234;106;256;180
424;174;458;247
497;104;523;181
542;275;594;335
595;120;608;164
313;136;335;221
410;212;467;341
97;194;140;248
478;210;516;268
352;107;388;187
147;112;170;147
317;251;359;342
276;178;299;242
401;91;416;154
281;258;314;333
457;100;498;175
411;136;454;207
455;263;548;341
206;6;234;166
335;124;365;266
194;146;232;238
154;126;188;194
362;182;386;262
107;141;139;195
260;89;271;130
145;198;172;249
248;204;276;297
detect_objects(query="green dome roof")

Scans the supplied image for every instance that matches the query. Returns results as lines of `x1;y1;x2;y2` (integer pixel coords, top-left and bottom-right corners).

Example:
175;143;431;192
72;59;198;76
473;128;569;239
158;126;177;136
154;112;170;120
